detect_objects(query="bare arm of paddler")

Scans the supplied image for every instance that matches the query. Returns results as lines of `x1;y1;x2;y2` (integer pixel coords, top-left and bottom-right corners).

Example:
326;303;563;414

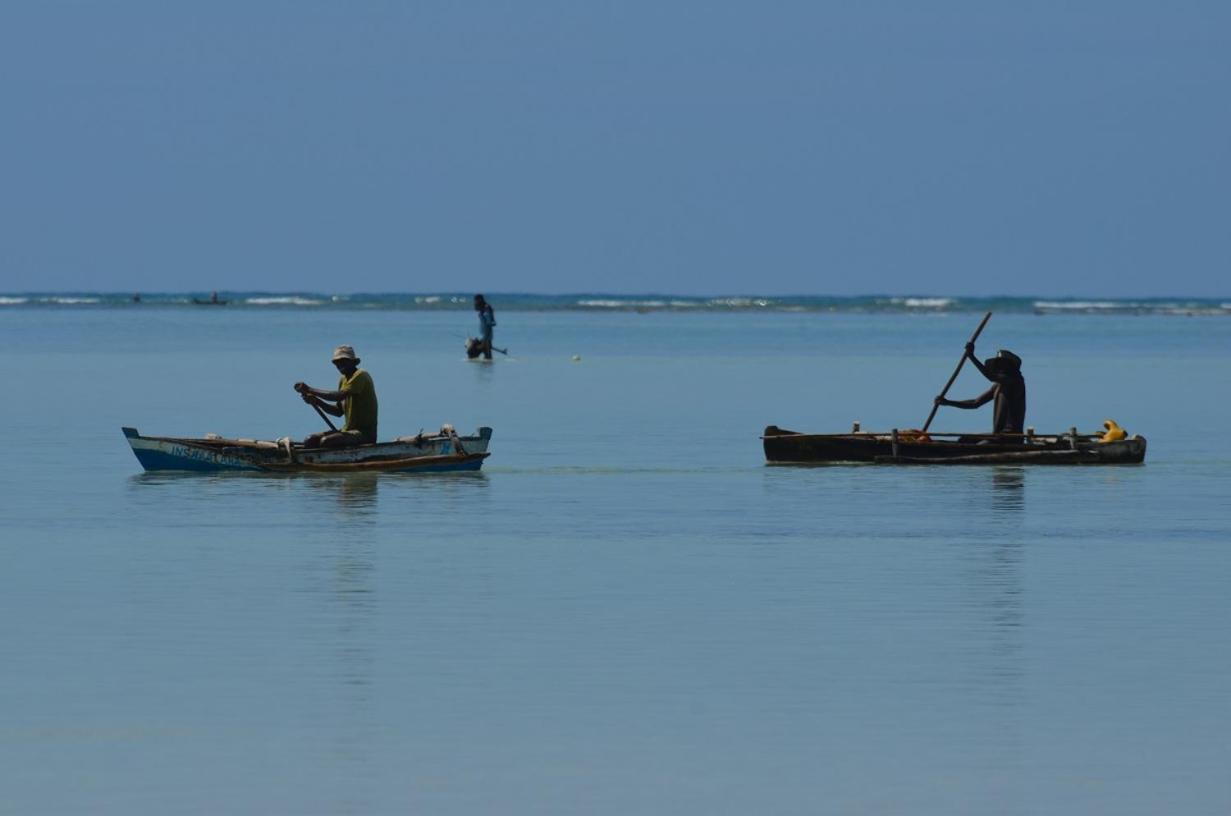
293;382;346;416
962;342;996;380
936;385;997;410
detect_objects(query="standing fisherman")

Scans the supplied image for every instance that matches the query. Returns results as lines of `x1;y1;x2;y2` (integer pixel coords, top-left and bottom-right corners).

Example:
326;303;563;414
934;344;1027;433
468;294;497;360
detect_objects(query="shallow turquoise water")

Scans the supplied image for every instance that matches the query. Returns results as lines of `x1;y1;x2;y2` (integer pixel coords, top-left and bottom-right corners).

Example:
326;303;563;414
2;309;1229;814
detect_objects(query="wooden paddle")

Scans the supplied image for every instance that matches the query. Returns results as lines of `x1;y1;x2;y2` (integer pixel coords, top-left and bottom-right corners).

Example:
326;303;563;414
921;311;993;432
311;403;339;432
295;385;339;432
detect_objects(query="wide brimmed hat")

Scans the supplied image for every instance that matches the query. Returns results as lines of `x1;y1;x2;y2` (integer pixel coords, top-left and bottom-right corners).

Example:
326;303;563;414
331;344;357;362
997;349;1022;370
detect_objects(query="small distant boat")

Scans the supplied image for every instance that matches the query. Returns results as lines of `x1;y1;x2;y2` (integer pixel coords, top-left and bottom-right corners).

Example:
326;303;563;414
762;426;1147;465
123;426;492;473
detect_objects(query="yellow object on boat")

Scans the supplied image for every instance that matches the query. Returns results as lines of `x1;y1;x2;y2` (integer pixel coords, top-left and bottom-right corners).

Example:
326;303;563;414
1100;419;1127;442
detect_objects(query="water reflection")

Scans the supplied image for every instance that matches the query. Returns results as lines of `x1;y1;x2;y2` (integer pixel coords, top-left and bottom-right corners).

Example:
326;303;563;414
381;470;491;504
127;470;289;489
320;526;379;812
129;470;489;514
126;471;299;512
990;466;1025;515
971;469;1026;688
470;357;496;382
301;473;380;519
301;473;378;810
962;467;1027;795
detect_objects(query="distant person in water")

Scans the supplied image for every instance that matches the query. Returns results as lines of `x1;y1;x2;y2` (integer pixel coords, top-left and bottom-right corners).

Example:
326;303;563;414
935;344;1026;433
210;291;220;304
468;294;497;360
293;345;379;448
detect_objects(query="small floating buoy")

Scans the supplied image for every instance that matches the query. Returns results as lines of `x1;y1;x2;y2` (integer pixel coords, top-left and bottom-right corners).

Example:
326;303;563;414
571;354;582;362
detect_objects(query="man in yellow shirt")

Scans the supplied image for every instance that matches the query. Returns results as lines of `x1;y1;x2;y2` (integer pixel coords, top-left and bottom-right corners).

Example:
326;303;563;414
294;345;379;448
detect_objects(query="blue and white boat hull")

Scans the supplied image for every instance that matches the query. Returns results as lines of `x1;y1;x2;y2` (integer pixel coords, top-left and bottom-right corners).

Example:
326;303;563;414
123;427;492;473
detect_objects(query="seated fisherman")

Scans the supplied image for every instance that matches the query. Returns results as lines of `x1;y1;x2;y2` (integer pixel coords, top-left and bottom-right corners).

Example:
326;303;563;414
935;344;1026;434
293;345;379;448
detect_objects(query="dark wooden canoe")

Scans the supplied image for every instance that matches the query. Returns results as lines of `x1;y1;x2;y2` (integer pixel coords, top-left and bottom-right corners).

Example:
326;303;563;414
762;426;1147;465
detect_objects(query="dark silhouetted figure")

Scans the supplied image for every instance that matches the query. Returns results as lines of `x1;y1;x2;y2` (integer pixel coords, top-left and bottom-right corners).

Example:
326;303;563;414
935;344;1026;433
469;294;496;360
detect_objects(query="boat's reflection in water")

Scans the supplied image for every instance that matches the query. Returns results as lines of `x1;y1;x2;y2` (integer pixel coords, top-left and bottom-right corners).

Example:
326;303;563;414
966;465;1028;775
327;470;490;515
319;477;379;812
300;472;382;517
990;466;1026;515
292;469;483;811
130;469;488;513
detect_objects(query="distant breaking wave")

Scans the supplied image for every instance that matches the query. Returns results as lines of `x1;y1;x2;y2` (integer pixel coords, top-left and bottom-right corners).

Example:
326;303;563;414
42;296;102;304
578;299;670;308
244;296;325;306
889;297;955;308
1034;300;1125;311
1033;300;1228;315
0;292;1226;316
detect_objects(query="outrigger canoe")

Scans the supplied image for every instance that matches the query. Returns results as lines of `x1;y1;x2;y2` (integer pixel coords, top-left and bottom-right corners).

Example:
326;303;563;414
762;426;1146;465
123;426;492;473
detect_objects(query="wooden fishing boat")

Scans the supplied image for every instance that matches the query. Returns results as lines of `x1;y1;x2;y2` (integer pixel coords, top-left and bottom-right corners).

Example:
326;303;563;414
763;312;1148;466
762;426;1147;465
123;426;492;473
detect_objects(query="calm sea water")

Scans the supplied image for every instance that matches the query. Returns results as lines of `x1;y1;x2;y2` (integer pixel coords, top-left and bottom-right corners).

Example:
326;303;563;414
2;306;1229;814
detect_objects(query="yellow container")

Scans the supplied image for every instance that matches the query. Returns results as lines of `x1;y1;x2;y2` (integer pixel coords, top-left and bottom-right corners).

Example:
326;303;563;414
1100;419;1127;443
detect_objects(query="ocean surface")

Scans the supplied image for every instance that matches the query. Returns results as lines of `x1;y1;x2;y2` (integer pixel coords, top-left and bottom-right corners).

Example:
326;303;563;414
3;290;1230;316
2;300;1229;814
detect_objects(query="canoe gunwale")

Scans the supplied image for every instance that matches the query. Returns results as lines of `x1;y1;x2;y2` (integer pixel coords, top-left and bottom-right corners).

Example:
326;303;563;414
762;425;1147;465
762;426;1106;443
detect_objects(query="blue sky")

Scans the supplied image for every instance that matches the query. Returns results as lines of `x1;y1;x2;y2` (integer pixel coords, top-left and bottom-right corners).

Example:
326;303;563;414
1;1;1227;296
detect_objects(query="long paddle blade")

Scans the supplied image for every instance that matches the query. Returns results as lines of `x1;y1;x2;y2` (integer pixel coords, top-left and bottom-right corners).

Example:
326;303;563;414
921;311;993;432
